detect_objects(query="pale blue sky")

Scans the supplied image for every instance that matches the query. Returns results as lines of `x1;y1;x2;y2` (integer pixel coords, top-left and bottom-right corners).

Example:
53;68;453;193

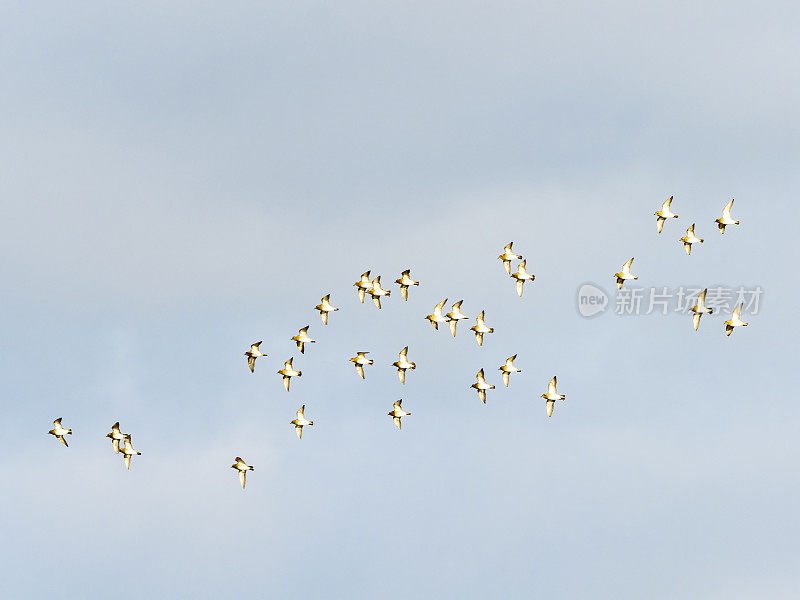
1;2;799;598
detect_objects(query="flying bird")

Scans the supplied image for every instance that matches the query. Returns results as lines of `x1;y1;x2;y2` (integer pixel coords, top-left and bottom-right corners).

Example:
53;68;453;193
395;269;419;301
716;199;740;234
353;271;372;303
48;418;72;447
680;224;703;255
291;326;315;354
614;257;638;290
368;276;391;309
231;457;254;489
106;421;129;453
120;436;141;470
724;302;749;336
690;288;713;331
471;368;495;404
314;294;339;325
498;242;523;274
245;341;267;373
446;300;468;337
498;355;521;387
392;346;416;384
654;196;678;233
278;358;301;391
388;399;411;430
291;405;314;439
541;376;565;418
349;352;373;379
510;260;535;297
470;310;494;346
425;298;449;330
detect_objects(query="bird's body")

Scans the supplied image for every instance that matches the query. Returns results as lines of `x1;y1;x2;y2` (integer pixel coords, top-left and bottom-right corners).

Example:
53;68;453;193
716;199;740;234
291;326;315;354
498;242;523;274
471;368;495;404
498;355;521;387
426;298;449;330
510;260;535;297
314;294;339;325
353;271;372;303
349;352;373;379
392;346;416;384
724;302;748;336
690;288;714;331
48;418;72;447
614;257;638;290
106;421;128;453
245;341;267;373
470;310;494;346
291;405;314;439
278;358;301;391
368;276;391;309
680;224;703;255
446;300;468;337
395;269;419;301
388;399;411;429
120;436;141;470
231;457;254;489
541;376;565;417
654;196;678;233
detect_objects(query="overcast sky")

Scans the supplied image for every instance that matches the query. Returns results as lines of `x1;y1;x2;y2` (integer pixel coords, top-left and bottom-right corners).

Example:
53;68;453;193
1;2;799;598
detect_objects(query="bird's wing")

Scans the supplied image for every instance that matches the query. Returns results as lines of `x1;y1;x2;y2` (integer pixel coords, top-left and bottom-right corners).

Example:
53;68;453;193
124;454;131;470
112;438;120;453
356;365;365;379
283;376;291;392
657;217;665;233
516;279;524;297
684;242;691;255
548;377;557;395
449;319;457;337
478;389;486;404
248;356;256;372
476;332;484;346
698;289;708;307
733;303;742;319
239;470;246;488
504;242;513;252
662;196;672;211
398;369;405;384
295;425;303;439
502;371;509;387
393;416;402;430
723;199;734;219
623;257;634;273
693;313;701;331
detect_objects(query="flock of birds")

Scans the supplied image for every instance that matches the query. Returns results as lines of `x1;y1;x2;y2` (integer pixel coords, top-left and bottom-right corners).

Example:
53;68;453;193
616;197;748;333
47;198;748;489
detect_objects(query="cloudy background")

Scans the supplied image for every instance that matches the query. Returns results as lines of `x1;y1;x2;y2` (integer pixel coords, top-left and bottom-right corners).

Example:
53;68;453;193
1;1;798;597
